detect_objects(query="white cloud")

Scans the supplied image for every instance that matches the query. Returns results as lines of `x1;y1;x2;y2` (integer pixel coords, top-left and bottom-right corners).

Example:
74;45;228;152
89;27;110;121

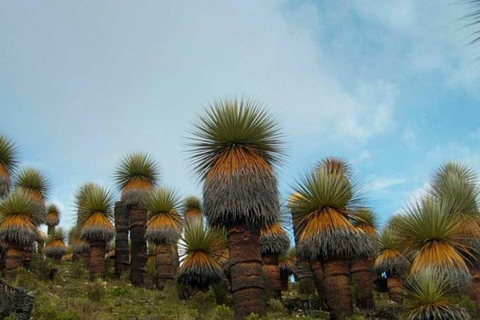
367;176;407;192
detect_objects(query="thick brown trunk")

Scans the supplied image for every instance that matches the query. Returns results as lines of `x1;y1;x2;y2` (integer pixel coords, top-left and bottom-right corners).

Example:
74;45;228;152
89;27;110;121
262;252;282;299
323;259;353;320
129;207;147;287
82;251;90;269
387;275;403;303
5;242;23;280
350;258;375;310
89;241;106;280
155;243;174;290
172;242;179;274
47;225;55;236
292;221;316;294
310;260;326;309
228;223;266;320
468;273;480;318
22;245;32;268
114;201;129;278
280;271;289;291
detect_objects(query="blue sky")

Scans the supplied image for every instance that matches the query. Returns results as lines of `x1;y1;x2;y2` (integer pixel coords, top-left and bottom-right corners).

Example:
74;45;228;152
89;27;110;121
1;1;479;232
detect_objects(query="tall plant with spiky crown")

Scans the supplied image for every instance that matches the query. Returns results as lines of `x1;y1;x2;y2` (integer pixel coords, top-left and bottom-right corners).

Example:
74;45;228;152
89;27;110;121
403;268;471;320
0;135;18;198
115;152;159;287
183;196;202;223
145;187;182;290
43;227;68;262
375;225;410;303
68;225;89;263
77;184;115;280
114;200;129;278
290;160;374;319
178;218;227;292
260;220;290;299
350;207;379;310
36;229;46;254
14;167;50;224
188;98;284;320
45;204;60;236
279;247;296;291
394;197;480;290
0;190;37;279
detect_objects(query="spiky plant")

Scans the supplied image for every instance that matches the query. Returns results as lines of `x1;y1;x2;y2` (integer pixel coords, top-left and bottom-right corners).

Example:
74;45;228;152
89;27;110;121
14;168;50;224
394;197;480;290
45;204;60;236
77;184;115;280
114;200;129;278
68;225;89;254
183;196;202;223
403;268;471;320
319;157;352;178
36;229;46;254
188;99;284;319
115;152;159;287
145;187;182;290
178;219;227;292
43;227;68;262
290;161;374;319
261;220;290;299
350;207;379;310
147;242;156;262
279;247;296;291
0;190;36;278
0;135;18;198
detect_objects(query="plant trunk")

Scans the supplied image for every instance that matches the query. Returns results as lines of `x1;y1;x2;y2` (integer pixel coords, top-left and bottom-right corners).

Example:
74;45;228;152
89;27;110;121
156;243;174;290
387;275;403;303
22;245;32;269
262;252;282;299
129;207;147;287
310;260;327;309
172;242;179;274
114;201;129;278
47;225;55;236
292;221;316;294
280;271;289;291
5;242;23;280
89;240;106;280
350;258;375;310
54;255;62;264
468;272;480;318
82;251;90;269
228;223;266;320
322;259;353;320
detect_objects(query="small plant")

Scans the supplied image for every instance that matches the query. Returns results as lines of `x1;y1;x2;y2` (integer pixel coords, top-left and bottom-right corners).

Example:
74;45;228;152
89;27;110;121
212;304;234;320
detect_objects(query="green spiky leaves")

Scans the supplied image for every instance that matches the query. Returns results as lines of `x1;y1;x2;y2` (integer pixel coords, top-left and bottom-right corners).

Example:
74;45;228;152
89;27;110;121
46;204;60;227
0;190;37;246
145;187;183;244
76;184;115;242
188;98;284;180
115;152;160;207
261;221;290;255
0;134;18;198
44;226;68;258
184;196;201;212
374;227;410;276
14;167;50;200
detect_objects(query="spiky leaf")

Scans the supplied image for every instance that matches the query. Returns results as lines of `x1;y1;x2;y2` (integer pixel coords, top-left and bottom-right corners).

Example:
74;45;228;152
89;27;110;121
261;221;290;255
374;227;410;276
0;135;18;198
44;227;68;257
0;190;37;245
45;204;60;227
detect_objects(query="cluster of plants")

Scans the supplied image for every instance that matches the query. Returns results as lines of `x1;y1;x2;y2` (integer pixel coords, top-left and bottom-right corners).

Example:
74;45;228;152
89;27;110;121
1;98;480;320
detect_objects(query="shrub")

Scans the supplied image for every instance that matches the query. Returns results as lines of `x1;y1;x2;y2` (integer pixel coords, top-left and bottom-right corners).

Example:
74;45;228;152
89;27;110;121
211;304;234;320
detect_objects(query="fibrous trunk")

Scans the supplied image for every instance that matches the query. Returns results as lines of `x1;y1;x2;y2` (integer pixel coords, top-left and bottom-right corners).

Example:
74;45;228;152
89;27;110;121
47;225;55;236
350;258;375;310
387;275;403;304
280;271;289;291
322;258;353;320
22;245;32;268
310;260;326;309
228;223;266;320
82;251;90;269
89;240;106;280
468;272;480;318
5;242;23;280
293;222;316;294
155;243;174;290
129;207;147;287
114;201;129;278
172;242;179;274
262;252;281;299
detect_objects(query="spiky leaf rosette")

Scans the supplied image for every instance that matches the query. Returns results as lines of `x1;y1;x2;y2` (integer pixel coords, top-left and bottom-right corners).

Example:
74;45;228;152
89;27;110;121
147;242;156;257
319;157;352;178
45;204;60;227
115;153;159;208
290;167;374;260
77;184;115;242
188;98;284;228
261;221;290;255
0;135;18;198
178;219;227;288
36;229;46;243
374;227;410;276
0;190;37;246
279;247;296;275
183;196;202;221
68;225;89;253
403;268;471;320
430;162;480;216
352;207;379;236
44;227;68;257
14;168;50;224
145;187;183;244
394;197;480;288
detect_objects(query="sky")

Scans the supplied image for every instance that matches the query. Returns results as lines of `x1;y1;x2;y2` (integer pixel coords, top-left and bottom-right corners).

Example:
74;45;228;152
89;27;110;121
1;1;479;232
